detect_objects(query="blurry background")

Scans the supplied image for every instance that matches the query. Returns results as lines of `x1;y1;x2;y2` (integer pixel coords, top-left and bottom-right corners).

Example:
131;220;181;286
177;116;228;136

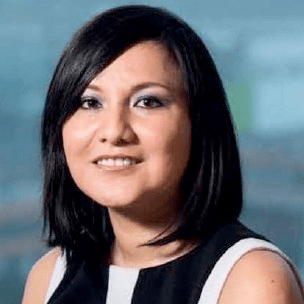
1;0;304;302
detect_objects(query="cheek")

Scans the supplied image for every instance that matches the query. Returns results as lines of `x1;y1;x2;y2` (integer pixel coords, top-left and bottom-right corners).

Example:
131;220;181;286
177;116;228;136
169;120;191;167
143;115;191;169
163;115;191;155
62;116;97;160
143;117;190;146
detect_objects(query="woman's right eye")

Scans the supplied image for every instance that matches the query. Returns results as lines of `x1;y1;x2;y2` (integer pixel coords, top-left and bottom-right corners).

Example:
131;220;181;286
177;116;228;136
80;97;101;109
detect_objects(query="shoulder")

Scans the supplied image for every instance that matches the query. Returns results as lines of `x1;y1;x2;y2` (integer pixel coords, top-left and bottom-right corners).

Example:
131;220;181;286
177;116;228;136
219;249;304;304
22;247;62;304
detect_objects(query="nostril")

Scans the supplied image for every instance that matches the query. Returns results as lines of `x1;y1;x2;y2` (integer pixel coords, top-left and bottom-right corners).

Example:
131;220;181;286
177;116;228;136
115;137;129;146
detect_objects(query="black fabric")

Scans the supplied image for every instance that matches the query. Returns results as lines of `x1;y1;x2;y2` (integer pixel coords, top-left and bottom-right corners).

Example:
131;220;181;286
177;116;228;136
47;260;109;304
47;221;267;304
131;222;267;304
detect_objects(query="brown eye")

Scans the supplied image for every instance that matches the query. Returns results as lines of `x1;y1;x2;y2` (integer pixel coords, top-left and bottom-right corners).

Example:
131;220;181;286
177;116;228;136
135;97;164;108
80;97;102;109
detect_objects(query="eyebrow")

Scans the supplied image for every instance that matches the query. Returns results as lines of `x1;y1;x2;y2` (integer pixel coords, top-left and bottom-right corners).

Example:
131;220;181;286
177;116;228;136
85;81;173;95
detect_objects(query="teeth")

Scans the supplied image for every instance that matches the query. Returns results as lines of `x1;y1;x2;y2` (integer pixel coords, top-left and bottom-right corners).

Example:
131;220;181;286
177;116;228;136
107;159;114;166
123;158;131;166
96;158;138;167
115;158;124;166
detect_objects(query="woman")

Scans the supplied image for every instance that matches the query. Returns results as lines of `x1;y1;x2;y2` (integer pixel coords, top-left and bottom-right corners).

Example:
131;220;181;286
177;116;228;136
22;5;303;304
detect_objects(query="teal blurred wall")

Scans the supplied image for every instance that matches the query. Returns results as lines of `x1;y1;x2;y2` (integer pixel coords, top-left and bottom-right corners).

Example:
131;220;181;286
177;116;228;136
1;1;304;302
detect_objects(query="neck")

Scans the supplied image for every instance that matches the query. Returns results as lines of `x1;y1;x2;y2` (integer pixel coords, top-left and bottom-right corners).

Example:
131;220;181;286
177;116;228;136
107;194;195;268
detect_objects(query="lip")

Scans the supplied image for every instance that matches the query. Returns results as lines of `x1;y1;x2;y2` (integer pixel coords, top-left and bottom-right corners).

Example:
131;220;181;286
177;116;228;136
92;154;143;170
92;154;143;164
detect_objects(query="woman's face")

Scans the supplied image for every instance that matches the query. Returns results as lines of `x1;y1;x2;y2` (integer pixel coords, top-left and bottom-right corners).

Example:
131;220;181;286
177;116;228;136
62;42;191;214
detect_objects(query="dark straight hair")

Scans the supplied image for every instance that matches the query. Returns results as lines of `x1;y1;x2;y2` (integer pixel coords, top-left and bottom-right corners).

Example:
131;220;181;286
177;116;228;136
42;5;242;261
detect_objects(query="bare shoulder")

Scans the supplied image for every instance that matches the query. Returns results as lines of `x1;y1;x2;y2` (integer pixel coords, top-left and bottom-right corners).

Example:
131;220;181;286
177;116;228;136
219;250;304;304
22;247;61;304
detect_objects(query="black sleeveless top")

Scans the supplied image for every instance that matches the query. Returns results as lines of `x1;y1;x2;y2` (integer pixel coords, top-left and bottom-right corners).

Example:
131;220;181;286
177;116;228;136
47;222;267;304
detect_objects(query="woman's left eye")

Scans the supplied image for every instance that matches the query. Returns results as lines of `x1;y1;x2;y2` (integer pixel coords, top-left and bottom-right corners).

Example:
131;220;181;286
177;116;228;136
134;97;164;108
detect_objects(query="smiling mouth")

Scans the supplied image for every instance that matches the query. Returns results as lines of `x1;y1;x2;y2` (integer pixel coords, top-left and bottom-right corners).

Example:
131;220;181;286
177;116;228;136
93;157;142;168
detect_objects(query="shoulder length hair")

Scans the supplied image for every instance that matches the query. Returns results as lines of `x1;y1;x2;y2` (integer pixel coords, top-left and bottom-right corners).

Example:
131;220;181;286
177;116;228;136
42;5;242;260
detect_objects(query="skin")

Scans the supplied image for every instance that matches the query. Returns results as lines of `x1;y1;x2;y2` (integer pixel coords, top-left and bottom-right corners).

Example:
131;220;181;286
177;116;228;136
22;249;304;303
62;41;191;225
22;42;304;303
22;248;61;304
218;250;304;304
62;41;192;267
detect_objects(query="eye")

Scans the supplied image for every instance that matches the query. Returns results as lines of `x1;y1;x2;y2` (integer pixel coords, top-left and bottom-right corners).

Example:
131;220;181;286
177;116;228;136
134;96;164;108
80;97;102;109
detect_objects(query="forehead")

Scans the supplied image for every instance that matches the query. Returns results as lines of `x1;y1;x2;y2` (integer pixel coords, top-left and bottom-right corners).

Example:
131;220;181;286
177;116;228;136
88;41;183;90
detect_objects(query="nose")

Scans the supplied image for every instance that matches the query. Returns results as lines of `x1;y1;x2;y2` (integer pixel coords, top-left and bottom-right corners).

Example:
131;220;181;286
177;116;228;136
99;106;136;145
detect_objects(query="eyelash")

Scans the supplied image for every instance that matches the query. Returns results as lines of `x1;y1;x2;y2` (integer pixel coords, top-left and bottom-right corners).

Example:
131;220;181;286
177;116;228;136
79;95;165;110
80;97;101;109
134;96;164;108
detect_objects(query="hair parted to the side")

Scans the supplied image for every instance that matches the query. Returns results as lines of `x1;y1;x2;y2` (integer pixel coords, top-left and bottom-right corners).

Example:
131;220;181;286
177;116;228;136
42;5;242;261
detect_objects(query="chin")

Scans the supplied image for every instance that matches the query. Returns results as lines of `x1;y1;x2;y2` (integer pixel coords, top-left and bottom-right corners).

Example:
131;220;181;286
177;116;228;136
86;188;144;210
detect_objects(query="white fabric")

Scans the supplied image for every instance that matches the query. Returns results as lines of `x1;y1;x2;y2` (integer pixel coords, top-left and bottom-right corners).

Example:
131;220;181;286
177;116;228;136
105;265;140;304
44;238;293;304
44;252;66;304
198;238;289;304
